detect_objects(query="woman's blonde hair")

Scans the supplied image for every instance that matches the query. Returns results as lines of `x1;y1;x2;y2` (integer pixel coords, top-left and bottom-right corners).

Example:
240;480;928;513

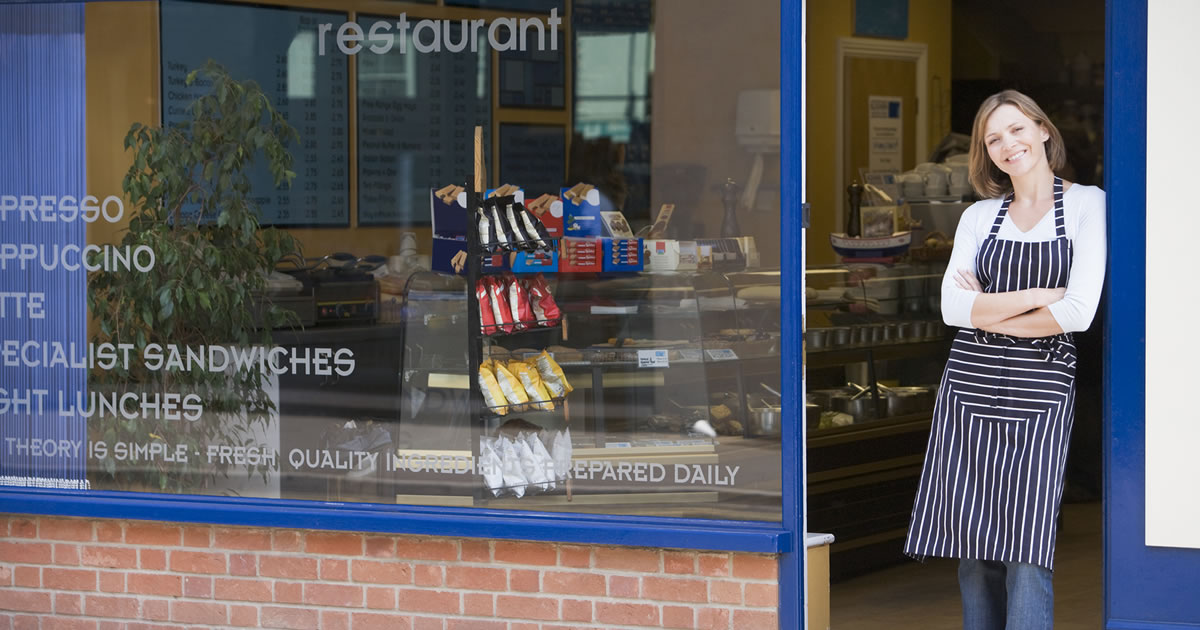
968;90;1067;198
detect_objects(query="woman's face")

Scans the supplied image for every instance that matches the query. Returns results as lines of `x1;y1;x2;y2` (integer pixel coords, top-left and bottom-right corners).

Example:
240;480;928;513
983;104;1050;179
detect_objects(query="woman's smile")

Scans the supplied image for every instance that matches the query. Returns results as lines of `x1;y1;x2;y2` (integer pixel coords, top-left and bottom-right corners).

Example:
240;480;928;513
1005;149;1028;163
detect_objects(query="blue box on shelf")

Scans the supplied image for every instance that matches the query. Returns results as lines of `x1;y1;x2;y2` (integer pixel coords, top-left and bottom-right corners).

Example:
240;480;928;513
562;186;604;236
601;238;643;272
509;249;558;273
430;188;505;274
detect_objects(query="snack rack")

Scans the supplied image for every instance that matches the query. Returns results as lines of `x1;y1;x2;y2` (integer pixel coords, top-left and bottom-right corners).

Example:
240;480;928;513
462;176;572;502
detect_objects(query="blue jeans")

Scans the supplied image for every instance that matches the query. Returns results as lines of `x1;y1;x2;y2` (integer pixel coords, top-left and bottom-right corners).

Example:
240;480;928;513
958;559;1053;630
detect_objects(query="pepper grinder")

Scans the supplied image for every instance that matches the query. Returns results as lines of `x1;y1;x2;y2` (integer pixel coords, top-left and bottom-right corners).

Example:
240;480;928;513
846;180;863;237
720;178;741;238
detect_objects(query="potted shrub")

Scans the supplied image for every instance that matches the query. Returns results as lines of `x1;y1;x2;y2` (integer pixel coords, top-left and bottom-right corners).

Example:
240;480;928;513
88;61;299;492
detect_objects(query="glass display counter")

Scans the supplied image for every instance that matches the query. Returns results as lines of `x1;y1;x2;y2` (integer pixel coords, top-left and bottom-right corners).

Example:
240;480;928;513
392;267;784;522
805;262;952;579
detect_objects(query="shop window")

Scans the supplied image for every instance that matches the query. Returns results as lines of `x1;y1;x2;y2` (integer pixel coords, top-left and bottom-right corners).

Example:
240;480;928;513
1;0;785;526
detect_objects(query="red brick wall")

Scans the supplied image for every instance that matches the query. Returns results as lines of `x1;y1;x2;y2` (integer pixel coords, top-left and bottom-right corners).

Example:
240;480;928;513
0;515;780;629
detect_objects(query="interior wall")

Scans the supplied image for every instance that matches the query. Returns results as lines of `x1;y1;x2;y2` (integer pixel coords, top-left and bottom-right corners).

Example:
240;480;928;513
85;1;160;248
804;0;952;265
651;0;783;267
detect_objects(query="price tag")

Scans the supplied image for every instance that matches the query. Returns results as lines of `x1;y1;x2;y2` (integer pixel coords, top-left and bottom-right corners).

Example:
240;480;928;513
705;348;739;361
676;349;703;363
637;349;669;368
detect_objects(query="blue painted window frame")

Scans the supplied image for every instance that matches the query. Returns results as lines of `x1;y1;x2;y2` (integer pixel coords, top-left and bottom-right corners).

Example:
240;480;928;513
1104;0;1200;627
1;2;806;625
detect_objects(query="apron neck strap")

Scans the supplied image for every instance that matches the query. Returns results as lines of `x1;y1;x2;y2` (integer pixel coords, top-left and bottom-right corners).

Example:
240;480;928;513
987;176;1068;239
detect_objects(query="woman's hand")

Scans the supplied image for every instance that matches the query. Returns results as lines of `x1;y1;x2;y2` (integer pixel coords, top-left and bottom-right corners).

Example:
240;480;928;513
955;269;983;292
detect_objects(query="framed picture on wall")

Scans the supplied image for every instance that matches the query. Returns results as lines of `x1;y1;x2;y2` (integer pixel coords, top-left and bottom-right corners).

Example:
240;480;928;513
854;0;908;40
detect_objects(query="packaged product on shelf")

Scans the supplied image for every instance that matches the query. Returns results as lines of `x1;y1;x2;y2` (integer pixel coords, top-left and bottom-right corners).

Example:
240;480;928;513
477;206;494;253
535;350;573;397
476;278;497;334
524;433;556;491
523;207;551;251
506;273;536;330
480;437;504;496
551;428;572;482
516;435;550;492
525;194;564;240
509;360;554;411
498;436;527;498
525;273;561;325
488;199;513;250
478;365;508;414
502;198;534;251
559;237;602;272
493;361;530;411
486;276;515;333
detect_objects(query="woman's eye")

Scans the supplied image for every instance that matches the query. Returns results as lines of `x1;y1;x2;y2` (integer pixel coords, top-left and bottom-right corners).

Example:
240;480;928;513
1014;126;1024;132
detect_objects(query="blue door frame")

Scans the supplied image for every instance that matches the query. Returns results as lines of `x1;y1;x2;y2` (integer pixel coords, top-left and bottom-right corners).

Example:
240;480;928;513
780;0;805;627
1104;0;1200;627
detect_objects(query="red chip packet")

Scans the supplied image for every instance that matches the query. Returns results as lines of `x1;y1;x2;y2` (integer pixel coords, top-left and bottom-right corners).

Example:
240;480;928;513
486;276;515;333
526;273;561;325
506;273;536;331
476;278;497;335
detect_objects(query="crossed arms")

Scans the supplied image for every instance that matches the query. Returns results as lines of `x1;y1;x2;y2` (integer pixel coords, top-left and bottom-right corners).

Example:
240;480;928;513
953;270;1066;338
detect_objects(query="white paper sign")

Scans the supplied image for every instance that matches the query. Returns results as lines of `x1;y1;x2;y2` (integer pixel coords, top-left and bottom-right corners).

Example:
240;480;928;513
868;96;903;172
637;349;669;368
705;348;739;361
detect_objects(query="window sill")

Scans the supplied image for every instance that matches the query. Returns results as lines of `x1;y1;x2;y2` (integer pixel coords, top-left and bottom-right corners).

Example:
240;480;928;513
1;487;791;554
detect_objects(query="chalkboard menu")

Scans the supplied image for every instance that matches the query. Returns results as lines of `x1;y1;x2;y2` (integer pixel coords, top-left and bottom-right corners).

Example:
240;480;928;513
498;124;566;199
356;17;491;226
161;0;350;226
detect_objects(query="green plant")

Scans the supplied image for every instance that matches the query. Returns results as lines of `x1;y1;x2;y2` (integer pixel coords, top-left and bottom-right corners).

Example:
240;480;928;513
88;60;299;492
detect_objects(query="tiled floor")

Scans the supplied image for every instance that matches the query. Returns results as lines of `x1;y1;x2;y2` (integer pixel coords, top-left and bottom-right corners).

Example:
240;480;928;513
830;502;1103;629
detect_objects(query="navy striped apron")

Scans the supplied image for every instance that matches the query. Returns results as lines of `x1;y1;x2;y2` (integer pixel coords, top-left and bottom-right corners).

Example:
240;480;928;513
905;177;1077;570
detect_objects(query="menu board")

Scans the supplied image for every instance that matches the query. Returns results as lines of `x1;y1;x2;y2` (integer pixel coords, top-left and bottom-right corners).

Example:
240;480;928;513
446;0;565;11
357;16;491;226
498;123;566;199
160;0;350;226
499;31;566;108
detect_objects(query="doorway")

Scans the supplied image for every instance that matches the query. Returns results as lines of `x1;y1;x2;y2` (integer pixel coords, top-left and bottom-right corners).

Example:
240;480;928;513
805;0;1106;627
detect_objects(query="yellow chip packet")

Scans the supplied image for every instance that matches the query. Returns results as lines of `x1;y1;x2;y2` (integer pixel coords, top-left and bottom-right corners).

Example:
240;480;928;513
510;360;554;411
492;361;530;411
478;366;508;415
534;350;573;396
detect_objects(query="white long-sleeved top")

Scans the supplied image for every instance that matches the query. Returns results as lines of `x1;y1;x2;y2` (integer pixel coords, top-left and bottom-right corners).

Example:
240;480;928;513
940;183;1107;333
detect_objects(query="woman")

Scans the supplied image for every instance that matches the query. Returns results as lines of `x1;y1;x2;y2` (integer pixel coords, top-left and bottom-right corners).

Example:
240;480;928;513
904;90;1106;629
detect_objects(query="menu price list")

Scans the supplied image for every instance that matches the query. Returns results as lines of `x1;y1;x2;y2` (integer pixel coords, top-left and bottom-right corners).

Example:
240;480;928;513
498;124;566;199
160;0;350;226
356;18;492;226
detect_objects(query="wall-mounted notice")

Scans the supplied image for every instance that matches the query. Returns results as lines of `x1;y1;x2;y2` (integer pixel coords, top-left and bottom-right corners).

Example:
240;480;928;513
498;124;565;199
868;95;903;172
160;0;350;226
356;16;492;226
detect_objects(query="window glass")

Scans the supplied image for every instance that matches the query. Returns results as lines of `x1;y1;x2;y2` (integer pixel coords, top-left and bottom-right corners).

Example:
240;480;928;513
0;0;783;523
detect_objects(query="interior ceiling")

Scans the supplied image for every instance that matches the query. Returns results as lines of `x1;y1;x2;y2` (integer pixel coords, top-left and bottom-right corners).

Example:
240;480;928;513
953;0;1105;81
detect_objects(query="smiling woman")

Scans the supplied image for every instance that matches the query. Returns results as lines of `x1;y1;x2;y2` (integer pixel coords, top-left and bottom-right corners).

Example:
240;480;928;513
904;89;1107;630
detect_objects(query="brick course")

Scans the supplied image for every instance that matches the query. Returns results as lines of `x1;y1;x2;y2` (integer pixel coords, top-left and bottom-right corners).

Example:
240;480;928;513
0;515;779;628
